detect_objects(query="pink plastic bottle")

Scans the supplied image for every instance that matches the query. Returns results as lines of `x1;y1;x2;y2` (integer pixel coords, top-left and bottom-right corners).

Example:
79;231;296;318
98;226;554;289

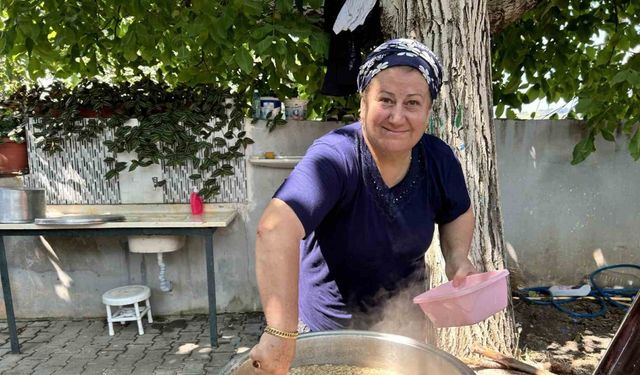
190;188;204;215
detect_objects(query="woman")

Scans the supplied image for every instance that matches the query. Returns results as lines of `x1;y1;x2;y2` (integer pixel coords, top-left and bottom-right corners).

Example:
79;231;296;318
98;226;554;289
250;39;476;374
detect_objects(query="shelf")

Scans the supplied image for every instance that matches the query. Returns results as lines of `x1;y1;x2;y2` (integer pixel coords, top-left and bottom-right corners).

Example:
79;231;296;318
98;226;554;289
248;156;302;169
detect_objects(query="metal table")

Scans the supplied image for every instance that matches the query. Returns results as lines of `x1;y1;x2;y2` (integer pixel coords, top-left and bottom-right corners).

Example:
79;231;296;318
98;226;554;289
0;211;236;354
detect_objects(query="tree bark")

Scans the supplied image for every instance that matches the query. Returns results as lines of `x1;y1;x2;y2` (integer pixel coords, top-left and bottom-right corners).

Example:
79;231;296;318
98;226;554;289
379;0;518;357
380;0;542;35
487;0;542;34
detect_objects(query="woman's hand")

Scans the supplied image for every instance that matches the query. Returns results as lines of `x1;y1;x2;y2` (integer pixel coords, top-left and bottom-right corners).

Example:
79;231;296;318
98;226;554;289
249;333;296;374
445;253;477;287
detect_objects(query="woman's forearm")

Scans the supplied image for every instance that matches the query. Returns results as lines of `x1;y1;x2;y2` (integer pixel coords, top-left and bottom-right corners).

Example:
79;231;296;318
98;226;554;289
439;207;475;281
255;198;305;332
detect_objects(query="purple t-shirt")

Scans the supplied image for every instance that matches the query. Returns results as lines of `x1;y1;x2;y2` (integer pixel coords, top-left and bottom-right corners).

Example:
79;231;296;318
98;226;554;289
274;123;470;331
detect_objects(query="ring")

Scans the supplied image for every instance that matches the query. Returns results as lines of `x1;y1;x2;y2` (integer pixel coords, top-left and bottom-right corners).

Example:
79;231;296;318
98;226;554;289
252;360;261;369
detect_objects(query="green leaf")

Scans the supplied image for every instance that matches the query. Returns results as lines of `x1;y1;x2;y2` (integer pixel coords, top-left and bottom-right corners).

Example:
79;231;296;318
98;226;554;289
105;170;119;180
627;70;640;86
628;54;640;71
610;69;638;85
503;76;521;94
128;163;139;172
122;32;138;61
214;137;227;147
601;128;615;142
255;36;274;54
234;48;253;73
571;132;596;165
115;162;127;172
629;128;640;161
574;98;593;114
24;37;34;54
0;28;17;53
525;85;540;101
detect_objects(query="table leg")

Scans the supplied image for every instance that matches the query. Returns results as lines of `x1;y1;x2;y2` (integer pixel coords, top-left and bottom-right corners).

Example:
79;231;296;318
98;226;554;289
204;232;218;347
0;236;20;353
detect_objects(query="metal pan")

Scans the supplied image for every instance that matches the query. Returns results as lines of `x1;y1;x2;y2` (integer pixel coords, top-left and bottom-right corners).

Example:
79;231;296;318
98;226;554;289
34;214;126;225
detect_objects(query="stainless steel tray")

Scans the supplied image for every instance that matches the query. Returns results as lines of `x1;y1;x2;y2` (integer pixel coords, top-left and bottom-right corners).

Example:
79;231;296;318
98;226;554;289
34;214;126;225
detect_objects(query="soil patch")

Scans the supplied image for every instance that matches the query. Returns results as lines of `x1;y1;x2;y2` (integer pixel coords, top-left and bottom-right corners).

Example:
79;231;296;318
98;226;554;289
512;297;626;374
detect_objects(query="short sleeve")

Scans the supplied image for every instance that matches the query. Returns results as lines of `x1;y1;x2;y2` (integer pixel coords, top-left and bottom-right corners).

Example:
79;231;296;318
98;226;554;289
433;143;471;224
273;141;347;237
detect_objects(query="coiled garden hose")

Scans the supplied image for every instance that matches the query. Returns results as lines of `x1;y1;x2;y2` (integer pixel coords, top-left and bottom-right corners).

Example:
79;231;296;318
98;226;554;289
515;264;640;318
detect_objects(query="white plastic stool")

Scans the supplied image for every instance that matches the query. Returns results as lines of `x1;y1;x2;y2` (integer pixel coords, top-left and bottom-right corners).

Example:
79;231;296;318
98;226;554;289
102;285;153;336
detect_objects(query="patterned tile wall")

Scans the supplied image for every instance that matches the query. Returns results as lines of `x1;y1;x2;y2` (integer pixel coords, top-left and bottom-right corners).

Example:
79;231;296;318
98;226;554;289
23;119;120;204
163;118;247;203
23;118;246;204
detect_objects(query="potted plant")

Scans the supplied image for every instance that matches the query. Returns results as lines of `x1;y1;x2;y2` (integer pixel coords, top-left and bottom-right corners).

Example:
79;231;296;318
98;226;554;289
0;107;28;175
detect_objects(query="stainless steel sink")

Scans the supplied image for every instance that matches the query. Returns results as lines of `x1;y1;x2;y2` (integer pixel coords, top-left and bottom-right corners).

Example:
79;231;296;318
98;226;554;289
34;214;126;225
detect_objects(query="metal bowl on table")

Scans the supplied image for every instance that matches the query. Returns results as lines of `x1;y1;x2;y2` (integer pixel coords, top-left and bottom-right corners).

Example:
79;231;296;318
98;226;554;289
218;330;474;375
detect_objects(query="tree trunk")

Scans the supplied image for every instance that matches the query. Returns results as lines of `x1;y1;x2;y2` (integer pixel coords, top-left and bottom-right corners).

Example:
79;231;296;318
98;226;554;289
380;0;518;357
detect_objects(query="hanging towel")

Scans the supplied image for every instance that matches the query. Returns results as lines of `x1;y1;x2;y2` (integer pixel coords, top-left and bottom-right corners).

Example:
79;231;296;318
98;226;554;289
333;0;378;34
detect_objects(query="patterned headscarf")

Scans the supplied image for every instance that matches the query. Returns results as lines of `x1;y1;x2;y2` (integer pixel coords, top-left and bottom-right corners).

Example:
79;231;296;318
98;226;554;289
357;38;443;101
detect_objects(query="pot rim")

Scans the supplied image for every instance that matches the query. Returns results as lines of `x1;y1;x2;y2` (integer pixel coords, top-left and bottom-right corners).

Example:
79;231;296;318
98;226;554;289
217;329;474;375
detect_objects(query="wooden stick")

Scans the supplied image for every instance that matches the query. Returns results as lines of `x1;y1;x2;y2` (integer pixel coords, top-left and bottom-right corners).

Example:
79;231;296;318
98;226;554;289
473;346;556;375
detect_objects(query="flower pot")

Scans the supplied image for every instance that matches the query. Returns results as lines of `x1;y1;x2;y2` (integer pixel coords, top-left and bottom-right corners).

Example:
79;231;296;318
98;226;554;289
0;138;29;175
284;98;308;120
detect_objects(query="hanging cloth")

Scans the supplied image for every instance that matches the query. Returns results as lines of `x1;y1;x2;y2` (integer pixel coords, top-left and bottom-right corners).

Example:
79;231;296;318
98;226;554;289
321;0;382;97
333;0;377;34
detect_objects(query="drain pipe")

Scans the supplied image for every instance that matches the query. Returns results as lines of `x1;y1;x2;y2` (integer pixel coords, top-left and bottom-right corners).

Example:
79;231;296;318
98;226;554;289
157;253;172;292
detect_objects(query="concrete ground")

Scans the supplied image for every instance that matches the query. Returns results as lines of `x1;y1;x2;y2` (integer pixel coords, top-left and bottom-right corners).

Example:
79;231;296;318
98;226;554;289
0;313;265;375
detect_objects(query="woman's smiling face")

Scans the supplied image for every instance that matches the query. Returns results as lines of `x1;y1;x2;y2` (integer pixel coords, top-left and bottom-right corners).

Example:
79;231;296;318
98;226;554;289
360;66;432;159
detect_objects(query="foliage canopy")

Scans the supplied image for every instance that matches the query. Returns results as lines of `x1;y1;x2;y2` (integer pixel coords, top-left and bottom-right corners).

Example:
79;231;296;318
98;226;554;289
1;0;639;162
0;0;331;114
493;0;640;162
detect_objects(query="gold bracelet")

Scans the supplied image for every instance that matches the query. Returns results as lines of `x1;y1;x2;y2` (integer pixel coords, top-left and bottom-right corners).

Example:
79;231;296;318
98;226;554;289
264;325;299;339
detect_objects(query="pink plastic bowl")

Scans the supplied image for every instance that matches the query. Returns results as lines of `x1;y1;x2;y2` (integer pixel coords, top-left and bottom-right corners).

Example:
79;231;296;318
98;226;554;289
412;269;510;328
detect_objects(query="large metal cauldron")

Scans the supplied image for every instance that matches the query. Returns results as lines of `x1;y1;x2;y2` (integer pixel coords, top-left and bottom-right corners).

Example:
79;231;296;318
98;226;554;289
218;330;474;375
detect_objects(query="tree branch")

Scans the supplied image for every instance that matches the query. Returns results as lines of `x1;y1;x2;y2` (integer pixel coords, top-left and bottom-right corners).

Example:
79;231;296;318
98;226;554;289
488;0;542;34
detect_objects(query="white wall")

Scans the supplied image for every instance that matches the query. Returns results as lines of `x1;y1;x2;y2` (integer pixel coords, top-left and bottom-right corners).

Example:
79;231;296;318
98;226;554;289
495;120;640;286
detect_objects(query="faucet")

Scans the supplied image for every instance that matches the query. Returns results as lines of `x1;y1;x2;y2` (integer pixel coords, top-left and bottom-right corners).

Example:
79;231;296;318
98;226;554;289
152;177;165;189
